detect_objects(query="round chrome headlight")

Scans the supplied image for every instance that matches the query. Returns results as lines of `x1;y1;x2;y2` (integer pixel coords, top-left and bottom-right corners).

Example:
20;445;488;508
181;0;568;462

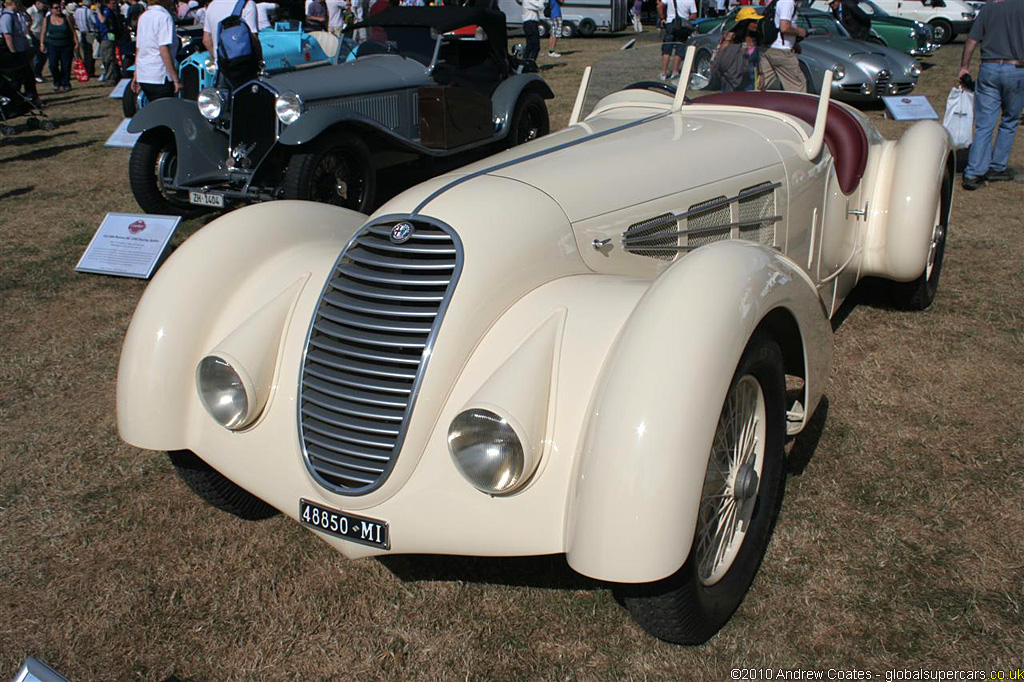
448;408;525;495
203;56;217;75
197;87;222;120
196;355;249;429
275;92;303;125
831;64;845;80
910;63;922;77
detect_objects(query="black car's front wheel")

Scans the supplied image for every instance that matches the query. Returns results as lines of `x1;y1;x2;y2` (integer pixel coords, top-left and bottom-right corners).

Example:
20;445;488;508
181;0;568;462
122;85;138;118
507;92;550;148
282;131;376;213
129;129;204;216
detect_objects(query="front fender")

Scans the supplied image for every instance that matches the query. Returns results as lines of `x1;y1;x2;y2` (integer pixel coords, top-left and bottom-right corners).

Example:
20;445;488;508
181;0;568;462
492;74;554;138
117;201;367;451
277;108;394;147
126;98;228;186
565;241;832;584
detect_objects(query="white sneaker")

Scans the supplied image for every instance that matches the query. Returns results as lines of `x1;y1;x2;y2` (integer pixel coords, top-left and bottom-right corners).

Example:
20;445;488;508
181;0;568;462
658;72;669;81
548;50;561;58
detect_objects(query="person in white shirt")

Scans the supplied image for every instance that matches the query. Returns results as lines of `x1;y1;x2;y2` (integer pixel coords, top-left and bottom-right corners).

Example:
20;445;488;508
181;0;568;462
657;0;696;80
520;0;543;62
202;0;257;63
132;0;179;100
254;0;275;29
758;0;806;91
324;0;344;33
193;1;205;25
71;0;94;76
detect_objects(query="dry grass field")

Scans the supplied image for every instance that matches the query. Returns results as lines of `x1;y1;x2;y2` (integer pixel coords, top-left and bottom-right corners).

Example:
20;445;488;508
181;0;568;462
1;28;1022;681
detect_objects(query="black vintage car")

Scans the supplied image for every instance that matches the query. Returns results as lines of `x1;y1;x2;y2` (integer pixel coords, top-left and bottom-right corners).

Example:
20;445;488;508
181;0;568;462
126;6;553;215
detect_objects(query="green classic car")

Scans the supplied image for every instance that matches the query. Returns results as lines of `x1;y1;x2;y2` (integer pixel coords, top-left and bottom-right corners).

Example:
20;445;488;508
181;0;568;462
693;1;935;56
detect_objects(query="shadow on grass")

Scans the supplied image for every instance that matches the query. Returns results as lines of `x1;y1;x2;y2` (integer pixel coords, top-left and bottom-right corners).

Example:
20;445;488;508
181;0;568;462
378;554;601;591
42;94;107;107
0;185;34;200
3;140;94;163
0;130;75;147
786;395;828;477
45;113;106;126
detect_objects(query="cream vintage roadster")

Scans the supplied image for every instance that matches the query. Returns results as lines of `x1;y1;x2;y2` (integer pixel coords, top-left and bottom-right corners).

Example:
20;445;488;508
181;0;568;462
116;45;952;644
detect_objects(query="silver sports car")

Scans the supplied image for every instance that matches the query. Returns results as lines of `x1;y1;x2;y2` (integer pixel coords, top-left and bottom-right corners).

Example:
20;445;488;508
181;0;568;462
688;9;922;103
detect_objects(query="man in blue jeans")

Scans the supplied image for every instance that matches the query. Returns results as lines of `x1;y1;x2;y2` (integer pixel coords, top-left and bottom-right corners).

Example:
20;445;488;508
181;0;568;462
958;0;1024;190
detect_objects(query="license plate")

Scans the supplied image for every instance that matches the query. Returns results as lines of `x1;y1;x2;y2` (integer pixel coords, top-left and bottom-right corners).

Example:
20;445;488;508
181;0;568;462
299;499;389;550
189;190;225;207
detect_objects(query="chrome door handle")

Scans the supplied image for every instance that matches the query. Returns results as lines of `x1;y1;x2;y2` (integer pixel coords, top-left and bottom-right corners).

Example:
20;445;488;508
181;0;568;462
847;200;869;220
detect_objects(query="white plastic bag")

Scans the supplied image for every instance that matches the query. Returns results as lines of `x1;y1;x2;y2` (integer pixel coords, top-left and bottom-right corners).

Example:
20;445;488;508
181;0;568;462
943;86;974;150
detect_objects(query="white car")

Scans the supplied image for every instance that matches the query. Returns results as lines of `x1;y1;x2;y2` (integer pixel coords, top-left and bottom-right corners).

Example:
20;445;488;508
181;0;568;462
867;0;975;43
116;48;953;644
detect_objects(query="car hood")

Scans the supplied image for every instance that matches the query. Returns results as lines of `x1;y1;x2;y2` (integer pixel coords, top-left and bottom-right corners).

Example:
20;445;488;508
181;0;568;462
804;36;914;69
266;54;434;99
383;106;784;225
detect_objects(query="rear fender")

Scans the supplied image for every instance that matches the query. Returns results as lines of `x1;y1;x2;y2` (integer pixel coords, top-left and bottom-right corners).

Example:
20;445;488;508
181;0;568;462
116;201;367;451
492;74;554;138
861;120;952;281
126;98;229;186
565;241;832;583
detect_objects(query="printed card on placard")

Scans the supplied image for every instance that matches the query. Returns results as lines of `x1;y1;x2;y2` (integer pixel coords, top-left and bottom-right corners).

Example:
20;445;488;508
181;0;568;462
109;78;131;99
105;118;141;148
75;213;181;279
883;95;939;121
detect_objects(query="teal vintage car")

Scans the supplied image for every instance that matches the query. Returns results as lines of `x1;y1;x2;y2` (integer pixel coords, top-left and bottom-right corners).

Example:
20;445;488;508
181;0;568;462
123;22;338;118
694;2;934;56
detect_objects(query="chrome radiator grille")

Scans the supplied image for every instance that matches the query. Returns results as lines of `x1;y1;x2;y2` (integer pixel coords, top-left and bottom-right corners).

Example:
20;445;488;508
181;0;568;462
299;220;462;495
180;64;200;100
875;70;891;94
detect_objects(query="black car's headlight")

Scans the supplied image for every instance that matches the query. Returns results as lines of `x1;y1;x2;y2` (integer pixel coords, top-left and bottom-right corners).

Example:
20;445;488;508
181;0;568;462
275;92;303;125
197;87;223;120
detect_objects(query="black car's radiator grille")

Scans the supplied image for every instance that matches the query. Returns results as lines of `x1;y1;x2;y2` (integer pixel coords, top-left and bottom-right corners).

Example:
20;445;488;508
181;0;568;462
181;65;200;100
298;220;463;495
229;82;278;170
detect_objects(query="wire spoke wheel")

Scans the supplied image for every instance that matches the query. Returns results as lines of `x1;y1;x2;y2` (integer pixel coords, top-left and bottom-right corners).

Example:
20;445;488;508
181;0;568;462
283;131;376;213
310;149;365;208
508;92;550;148
616;332;785;645
696;375;766;585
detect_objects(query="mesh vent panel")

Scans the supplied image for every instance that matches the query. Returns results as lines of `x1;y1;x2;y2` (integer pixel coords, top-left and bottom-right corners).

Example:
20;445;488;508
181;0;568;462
623;213;678;261
686;197;731;248
738;183;776;246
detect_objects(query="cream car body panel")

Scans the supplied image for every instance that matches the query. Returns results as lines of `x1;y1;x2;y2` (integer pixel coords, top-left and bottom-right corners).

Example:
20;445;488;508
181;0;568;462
118;84;952;582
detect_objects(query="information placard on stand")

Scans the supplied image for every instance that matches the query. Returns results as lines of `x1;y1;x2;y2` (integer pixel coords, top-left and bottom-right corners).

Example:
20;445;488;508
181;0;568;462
105;118;141;148
75;213;181;279
883;95;938;121
109;78;131;99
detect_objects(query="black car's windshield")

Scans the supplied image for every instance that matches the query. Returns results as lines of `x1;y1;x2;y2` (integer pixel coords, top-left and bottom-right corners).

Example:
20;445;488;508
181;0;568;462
339;26;441;66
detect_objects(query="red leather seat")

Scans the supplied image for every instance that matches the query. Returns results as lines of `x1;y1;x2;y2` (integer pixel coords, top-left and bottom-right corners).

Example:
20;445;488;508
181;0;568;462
694;91;868;195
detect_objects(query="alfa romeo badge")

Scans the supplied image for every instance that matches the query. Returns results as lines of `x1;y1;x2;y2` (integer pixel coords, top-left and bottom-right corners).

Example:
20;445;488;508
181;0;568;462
390;222;414;244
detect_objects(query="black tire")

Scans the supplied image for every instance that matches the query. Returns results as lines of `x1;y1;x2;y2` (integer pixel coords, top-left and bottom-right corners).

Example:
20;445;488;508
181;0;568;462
561;20;577;38
615;331;787;645
122;84;138;118
168;450;278;520
538;21;550;38
888;164;952;310
578;17;597;36
281;130;375;213
929;18;953;44
507;91;550;148
128;129;204;216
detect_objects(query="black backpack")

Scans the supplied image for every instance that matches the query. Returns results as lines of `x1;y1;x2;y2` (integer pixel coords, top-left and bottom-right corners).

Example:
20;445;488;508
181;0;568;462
756;0;780;47
217;0;260;86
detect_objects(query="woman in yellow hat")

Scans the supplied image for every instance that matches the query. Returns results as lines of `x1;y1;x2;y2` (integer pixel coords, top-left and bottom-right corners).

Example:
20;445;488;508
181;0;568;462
710;12;760;91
